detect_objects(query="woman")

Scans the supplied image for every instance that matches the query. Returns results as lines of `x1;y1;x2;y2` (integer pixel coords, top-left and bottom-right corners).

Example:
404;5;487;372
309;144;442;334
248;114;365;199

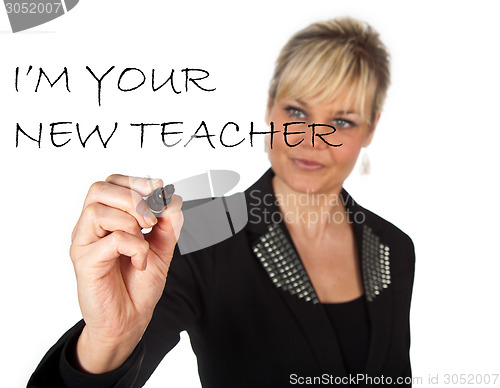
28;17;415;387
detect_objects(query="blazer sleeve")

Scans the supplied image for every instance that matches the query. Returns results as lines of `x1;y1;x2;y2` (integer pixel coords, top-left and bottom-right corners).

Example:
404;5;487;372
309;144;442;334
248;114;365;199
27;246;210;388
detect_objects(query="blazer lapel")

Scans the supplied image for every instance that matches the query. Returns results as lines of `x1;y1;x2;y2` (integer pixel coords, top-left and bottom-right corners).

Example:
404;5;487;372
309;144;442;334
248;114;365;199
348;193;394;377
245;169;347;376
364;287;393;376
252;221;348;376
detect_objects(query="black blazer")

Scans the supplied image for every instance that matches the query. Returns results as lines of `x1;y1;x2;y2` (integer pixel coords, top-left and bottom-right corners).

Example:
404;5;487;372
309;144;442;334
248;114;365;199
28;168;416;388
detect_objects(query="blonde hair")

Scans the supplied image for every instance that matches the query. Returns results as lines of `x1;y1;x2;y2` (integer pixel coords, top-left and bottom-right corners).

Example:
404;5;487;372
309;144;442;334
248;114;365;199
268;17;390;123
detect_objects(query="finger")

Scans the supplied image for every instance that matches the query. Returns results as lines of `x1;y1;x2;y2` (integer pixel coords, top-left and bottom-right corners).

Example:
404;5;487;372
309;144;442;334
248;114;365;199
72;230;150;272
157;194;183;221
105;174;164;197
72;202;144;245
146;195;184;263
151;192;182;219
82;181;157;229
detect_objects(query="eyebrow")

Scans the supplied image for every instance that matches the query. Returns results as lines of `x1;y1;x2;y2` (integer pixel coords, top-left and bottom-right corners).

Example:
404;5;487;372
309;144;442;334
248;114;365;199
287;99;307;107
284;100;362;116
331;110;360;116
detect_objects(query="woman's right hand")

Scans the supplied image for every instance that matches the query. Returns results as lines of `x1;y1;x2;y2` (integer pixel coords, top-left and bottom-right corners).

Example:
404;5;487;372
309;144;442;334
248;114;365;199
69;174;183;374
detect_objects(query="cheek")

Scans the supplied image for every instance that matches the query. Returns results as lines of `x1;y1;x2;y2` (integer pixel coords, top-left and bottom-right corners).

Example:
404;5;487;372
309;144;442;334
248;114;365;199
267;143;287;168
329;137;364;164
267;127;292;157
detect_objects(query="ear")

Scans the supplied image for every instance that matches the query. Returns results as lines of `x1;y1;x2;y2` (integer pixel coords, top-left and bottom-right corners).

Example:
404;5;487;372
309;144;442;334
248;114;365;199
362;112;380;147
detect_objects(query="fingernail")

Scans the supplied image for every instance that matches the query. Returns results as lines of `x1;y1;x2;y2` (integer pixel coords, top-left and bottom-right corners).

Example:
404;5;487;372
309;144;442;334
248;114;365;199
151;178;163;189
145;215;157;226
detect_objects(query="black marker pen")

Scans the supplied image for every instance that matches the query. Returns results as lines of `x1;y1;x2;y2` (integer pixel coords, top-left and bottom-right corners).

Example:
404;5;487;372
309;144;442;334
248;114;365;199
145;184;175;216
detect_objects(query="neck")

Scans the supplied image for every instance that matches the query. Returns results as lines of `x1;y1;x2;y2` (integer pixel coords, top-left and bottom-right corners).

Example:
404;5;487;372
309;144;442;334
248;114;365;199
271;176;349;241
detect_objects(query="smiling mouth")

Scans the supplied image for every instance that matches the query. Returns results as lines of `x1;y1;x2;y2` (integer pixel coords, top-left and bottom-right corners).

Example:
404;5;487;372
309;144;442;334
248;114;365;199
292;158;325;171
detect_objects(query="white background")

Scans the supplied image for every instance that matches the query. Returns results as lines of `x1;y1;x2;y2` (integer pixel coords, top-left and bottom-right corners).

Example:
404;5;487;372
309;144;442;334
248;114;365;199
1;0;499;387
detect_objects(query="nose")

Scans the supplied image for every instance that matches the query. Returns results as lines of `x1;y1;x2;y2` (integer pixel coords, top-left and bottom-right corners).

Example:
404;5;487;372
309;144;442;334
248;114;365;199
281;118;341;151
309;123;342;150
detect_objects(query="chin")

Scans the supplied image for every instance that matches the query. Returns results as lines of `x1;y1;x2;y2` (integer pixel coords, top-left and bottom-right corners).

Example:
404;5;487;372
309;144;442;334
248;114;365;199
285;173;325;194
272;158;342;195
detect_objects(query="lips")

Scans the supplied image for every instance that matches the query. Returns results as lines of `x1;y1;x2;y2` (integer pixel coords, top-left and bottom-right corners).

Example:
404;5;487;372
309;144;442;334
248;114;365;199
292;158;325;171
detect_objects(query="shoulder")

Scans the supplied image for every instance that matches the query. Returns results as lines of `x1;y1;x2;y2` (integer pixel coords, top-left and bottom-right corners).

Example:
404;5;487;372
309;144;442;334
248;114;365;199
348;196;415;276
362;205;414;251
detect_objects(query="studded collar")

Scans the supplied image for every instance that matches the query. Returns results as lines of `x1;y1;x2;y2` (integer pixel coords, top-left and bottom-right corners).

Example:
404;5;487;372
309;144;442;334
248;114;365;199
245;168;391;303
244;168;394;378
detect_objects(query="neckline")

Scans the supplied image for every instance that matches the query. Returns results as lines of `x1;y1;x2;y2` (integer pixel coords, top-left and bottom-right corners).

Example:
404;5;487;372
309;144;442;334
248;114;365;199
321;295;365;306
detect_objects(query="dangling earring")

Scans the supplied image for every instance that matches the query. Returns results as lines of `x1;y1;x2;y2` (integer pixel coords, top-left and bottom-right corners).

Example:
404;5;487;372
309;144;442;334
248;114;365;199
360;149;370;175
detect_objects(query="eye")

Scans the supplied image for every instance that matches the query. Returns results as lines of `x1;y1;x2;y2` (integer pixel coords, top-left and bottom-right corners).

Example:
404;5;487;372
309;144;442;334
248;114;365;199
284;106;307;119
332;118;356;129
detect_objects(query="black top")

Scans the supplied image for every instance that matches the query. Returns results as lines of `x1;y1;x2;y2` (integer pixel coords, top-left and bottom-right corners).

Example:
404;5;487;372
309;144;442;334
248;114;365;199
323;296;370;375
28;168;416;388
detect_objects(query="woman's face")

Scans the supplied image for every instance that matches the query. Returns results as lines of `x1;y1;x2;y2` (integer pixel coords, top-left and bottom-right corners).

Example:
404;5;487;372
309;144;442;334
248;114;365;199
266;92;379;196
